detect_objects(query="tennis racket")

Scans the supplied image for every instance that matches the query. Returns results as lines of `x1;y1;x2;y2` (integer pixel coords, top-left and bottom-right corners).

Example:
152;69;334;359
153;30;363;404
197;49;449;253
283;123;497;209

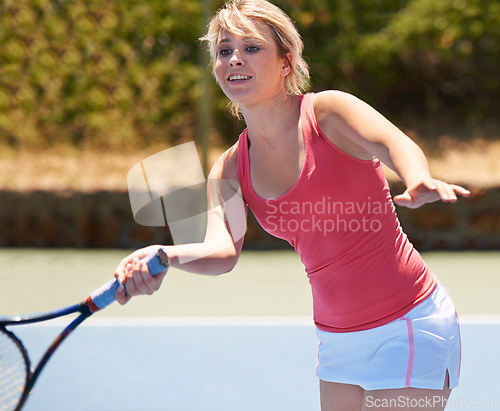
0;248;170;411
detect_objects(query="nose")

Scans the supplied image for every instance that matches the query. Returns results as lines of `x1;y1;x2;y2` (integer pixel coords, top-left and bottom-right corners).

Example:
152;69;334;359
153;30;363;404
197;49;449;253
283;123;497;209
229;50;244;66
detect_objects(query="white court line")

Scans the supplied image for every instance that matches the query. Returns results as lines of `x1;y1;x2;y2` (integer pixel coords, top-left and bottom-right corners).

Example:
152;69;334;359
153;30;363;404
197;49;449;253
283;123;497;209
83;316;314;327
14;314;500;327
67;316;314;327
458;314;500;324
12;316;315;327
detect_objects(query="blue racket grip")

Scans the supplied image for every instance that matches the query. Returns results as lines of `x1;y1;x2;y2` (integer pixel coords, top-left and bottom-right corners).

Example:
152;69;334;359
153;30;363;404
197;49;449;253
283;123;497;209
86;249;169;313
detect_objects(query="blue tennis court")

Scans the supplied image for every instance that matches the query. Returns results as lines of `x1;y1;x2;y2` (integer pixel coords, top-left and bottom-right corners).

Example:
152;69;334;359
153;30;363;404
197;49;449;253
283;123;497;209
12;319;500;410
1;250;499;410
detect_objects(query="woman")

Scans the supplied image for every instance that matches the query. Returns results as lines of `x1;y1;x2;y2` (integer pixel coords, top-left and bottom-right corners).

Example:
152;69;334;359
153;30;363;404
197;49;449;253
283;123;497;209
114;1;470;409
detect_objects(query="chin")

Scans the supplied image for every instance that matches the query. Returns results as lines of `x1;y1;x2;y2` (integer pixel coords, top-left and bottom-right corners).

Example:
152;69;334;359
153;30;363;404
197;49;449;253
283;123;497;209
223;90;255;106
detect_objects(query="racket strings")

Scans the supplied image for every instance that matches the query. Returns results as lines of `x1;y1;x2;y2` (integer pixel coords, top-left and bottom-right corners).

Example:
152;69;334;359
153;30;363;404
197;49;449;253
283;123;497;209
0;330;29;411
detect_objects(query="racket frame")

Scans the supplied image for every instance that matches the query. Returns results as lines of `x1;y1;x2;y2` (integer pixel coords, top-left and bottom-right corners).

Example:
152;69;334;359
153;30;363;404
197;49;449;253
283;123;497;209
1;304;93;411
0;326;31;410
0;247;168;410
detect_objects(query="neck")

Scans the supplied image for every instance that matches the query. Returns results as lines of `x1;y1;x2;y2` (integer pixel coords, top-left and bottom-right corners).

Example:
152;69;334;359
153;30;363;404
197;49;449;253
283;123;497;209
240;92;301;145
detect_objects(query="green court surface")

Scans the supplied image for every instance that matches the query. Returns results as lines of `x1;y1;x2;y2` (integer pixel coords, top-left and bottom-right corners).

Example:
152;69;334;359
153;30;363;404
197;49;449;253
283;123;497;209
0;249;499;318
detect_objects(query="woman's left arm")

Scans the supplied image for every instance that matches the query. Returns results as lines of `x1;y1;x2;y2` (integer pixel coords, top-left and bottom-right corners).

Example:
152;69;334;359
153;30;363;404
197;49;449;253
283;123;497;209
314;91;470;209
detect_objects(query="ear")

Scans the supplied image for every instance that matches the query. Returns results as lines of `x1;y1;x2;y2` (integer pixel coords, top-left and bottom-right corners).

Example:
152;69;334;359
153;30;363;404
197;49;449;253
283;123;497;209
281;53;292;77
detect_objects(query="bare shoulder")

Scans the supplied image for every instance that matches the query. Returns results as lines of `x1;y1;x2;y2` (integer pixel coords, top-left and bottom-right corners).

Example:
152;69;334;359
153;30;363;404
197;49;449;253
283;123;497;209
313;90;364;121
312;90;373;160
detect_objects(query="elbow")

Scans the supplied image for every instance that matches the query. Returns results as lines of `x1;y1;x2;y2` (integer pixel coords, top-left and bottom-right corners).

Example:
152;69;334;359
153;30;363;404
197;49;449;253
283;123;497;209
221;255;239;274
209;253;239;275
177;238;243;276
207;237;243;275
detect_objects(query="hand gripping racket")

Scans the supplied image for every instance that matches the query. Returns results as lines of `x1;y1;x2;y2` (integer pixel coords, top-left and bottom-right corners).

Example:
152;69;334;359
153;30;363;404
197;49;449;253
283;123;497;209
0;248;170;411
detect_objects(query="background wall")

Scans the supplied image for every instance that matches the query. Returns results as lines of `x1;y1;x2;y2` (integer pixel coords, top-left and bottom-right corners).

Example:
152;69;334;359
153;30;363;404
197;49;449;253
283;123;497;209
0;184;497;250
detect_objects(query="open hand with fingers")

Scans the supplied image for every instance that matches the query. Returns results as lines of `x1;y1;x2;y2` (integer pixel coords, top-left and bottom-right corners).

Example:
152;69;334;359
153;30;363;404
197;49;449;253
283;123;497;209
393;179;470;209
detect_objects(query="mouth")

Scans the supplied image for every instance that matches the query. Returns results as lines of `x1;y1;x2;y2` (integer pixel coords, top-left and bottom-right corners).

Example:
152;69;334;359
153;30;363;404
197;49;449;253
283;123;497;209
228;74;252;82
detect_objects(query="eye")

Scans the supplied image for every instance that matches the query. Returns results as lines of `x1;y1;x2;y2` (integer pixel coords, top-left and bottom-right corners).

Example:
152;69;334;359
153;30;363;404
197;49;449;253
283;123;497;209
246;46;260;53
218;48;232;57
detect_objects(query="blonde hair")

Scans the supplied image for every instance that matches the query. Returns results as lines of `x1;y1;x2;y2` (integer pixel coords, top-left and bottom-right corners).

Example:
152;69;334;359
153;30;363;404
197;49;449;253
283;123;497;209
200;0;310;117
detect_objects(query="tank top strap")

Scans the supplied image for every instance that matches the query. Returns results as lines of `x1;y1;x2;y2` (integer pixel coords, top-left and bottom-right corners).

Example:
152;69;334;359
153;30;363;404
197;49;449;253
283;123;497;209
237;128;251;203
299;92;320;145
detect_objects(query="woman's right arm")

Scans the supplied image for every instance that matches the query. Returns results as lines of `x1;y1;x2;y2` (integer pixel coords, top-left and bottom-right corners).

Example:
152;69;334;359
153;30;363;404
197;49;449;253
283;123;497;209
114;144;246;303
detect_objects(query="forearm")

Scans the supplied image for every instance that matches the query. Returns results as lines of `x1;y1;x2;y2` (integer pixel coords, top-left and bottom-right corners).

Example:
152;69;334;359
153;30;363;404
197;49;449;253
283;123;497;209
384;136;433;188
385;134;471;208
118;240;239;278
162;239;241;275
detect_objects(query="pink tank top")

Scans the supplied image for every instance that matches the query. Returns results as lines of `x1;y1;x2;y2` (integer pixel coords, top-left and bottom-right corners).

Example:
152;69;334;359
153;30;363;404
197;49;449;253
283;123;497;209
237;93;436;332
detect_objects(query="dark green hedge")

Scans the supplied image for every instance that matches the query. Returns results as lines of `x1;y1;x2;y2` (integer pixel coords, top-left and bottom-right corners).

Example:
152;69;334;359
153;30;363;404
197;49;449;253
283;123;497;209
0;0;203;150
1;0;498;150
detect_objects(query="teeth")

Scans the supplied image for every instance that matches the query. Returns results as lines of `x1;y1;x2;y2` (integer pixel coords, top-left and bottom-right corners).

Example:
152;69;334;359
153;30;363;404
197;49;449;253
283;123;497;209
229;75;251;81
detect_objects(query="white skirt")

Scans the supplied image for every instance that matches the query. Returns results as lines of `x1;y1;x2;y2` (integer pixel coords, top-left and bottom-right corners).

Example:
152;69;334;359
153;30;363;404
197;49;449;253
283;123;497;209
316;282;461;390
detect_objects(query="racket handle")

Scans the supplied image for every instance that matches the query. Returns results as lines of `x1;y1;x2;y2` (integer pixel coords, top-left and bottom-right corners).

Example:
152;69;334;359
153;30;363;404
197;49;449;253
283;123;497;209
85;248;170;313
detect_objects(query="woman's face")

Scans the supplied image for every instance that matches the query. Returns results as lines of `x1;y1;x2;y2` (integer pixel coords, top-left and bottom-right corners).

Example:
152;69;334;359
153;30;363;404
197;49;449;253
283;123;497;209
214;23;291;109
